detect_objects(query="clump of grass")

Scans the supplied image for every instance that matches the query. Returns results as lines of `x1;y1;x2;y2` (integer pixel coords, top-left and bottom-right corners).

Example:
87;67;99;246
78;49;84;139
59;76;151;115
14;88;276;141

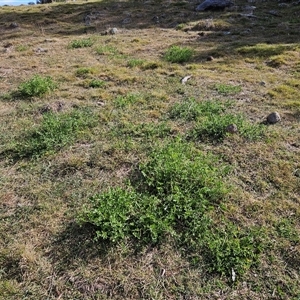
88;79;105;88
95;45;118;56
110;122;172;139
189;114;264;142
169;99;263;141
79;139;264;277
69;38;94;48
10;109;97;159
164;45;194;63
203;223;264;276
75;67;95;78
214;83;242;95
169;98;230;121
127;58;145;68
79;140;228;243
16;45;29;52
17;75;57;98
237;43;295;58
114;93;141;108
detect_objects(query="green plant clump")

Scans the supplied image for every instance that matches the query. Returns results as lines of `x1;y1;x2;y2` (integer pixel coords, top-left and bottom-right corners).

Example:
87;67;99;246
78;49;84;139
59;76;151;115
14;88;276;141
69;38;94;48
169;98;230;121
127;58;145;68
190;114;264;142
114;93;141;108
12;109;97;158
79;140;228;243
75;67;95;78
79;140;264;276
89;79;105;88
164;45;194;63
17;75;57;97
214;83;242;95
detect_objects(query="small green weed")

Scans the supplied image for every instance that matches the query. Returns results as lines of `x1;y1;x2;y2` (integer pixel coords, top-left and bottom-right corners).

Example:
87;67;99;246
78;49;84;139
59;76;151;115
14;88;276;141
127;58;145;68
16;45;28;52
88;79;105;88
75;67;95;78
17;75;57;98
189;114;264;142
176;23;186;30
95;45;118;56
276;219;299;243
169;98;230;121
214;83;242;95
69;38;94;48
164;45;194;63
142;61;161;70
114;93;141;108
203;223;264;276
111;122;172;139
10;109;97;159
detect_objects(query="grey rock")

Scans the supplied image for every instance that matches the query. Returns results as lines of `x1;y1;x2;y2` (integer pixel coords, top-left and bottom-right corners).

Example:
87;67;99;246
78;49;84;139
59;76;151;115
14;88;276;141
9;22;19;29
226;123;238;134
122;17;131;24
109;27;118;35
294;169;300;178
268;10;282;17
267;112;281;124
36;47;48;53
278;3;289;7
196;0;234;11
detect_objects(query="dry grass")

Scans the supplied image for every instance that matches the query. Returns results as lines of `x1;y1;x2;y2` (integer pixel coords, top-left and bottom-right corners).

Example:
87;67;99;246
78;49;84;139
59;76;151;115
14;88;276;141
0;0;300;299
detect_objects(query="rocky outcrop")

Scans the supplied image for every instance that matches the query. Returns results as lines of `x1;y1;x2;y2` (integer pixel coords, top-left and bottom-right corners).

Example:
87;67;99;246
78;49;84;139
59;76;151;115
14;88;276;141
196;0;234;11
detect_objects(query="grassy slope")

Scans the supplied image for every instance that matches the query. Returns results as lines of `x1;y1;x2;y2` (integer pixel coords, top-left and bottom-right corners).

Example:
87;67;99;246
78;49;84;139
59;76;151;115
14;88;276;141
0;0;299;299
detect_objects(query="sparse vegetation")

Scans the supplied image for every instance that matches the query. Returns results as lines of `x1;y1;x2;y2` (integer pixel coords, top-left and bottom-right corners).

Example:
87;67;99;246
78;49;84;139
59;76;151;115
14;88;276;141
69;38;94;48
88;79;105;88
17;75;57;97
8;109;97;159
164;45;194;63
214;83;242;95
0;0;299;299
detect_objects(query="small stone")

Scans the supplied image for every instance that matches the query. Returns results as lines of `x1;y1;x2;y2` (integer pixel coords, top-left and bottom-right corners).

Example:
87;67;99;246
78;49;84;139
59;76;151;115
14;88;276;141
36;47;48;53
9;23;19;29
260;81;266;86
267;111;281;124
39;105;52;114
226;123;238;134
207;56;214;61
109;27;118;35
294;169;300;178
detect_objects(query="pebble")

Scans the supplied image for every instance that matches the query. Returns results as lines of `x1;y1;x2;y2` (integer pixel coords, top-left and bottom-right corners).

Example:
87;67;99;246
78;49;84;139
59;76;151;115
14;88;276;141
267;111;281;124
9;22;19;29
226;123;238;134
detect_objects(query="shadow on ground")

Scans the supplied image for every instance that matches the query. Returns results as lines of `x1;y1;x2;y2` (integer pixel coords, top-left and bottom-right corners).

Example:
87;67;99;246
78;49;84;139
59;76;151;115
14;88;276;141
0;0;299;46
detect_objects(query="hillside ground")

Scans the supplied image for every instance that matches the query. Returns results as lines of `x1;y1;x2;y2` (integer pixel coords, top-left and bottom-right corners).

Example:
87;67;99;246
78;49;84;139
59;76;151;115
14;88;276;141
0;0;299;299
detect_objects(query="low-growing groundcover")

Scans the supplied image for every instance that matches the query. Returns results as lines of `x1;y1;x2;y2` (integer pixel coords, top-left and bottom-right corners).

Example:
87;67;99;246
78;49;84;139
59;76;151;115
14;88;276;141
79;140;264;277
17;75;57;98
169;98;265;141
7;109;97;159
